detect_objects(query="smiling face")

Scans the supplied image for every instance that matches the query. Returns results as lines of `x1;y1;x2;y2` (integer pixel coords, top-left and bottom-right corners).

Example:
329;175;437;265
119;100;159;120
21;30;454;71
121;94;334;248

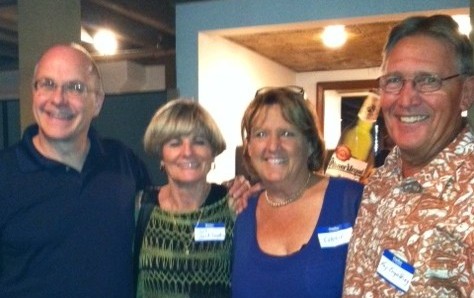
381;35;474;169
161;135;214;185
246;104;310;187
32;45;104;147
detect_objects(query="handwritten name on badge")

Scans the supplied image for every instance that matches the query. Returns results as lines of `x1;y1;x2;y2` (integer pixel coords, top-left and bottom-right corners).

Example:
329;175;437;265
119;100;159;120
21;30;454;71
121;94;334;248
317;223;352;248
376;250;415;293
194;223;226;242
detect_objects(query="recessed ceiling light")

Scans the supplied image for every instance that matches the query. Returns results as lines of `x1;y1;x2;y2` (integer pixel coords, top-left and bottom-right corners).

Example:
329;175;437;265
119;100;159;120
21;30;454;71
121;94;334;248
322;25;347;48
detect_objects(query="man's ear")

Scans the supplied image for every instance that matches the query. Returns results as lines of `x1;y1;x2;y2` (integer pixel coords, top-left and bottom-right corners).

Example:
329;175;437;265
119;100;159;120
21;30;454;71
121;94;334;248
460;76;474;111
93;91;105;117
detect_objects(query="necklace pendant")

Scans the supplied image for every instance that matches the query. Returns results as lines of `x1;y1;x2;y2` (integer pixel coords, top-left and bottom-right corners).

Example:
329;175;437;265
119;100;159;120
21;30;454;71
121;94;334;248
185;248;190;255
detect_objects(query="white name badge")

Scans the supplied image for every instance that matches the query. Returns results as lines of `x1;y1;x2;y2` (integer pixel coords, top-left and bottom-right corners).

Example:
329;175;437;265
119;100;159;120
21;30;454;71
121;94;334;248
194;223;226;242
317;223;353;248
376;250;415;293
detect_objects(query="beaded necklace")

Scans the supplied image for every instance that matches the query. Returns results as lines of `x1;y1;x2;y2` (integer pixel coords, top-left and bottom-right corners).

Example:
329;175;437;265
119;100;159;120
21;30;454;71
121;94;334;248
264;173;312;207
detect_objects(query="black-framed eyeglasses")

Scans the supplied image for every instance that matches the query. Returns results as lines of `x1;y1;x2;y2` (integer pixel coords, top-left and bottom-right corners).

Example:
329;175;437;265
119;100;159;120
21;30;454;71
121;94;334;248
378;73;462;94
33;78;91;99
255;85;305;98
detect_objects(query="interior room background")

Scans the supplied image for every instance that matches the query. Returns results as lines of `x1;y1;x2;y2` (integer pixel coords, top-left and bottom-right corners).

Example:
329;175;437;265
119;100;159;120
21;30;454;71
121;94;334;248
0;0;469;185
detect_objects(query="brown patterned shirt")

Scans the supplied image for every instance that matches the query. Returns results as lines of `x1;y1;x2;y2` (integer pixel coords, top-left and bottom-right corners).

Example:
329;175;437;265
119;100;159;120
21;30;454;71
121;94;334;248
343;126;474;297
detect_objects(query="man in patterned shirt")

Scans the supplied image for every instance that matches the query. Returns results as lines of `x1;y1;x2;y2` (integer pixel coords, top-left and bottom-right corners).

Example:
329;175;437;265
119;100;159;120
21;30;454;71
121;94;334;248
344;15;474;297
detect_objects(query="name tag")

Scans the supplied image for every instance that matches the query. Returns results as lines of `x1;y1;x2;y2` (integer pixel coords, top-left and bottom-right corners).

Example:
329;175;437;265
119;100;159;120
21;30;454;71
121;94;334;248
376;250;415;293
194;223;226;242
317;223;352;248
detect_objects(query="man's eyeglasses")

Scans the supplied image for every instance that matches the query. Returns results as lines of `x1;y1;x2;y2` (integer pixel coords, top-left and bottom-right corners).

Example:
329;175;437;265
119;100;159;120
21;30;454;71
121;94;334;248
255;85;305;98
378;73;462;94
33;78;91;99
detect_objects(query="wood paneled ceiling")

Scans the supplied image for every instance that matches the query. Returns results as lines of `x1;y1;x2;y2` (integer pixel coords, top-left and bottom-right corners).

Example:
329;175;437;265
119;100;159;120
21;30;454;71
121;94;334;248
223;21;399;72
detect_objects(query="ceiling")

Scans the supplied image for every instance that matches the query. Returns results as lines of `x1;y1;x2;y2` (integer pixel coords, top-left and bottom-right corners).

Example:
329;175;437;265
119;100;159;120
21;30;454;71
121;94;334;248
0;1;456;76
0;0;207;71
223;21;399;73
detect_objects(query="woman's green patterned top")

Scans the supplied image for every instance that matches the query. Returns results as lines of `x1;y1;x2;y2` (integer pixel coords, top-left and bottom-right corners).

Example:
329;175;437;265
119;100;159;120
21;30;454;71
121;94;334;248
136;184;234;298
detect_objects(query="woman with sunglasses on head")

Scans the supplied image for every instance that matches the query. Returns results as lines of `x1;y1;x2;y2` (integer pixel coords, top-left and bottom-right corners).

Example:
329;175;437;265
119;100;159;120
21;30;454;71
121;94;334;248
231;86;364;298
134;99;251;298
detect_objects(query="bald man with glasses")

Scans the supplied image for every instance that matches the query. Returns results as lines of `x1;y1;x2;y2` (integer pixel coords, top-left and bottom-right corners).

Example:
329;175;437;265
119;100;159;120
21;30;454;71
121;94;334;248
0;43;150;298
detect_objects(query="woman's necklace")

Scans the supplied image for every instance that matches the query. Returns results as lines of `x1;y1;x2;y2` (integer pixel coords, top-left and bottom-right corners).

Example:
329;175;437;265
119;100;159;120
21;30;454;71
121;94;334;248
166;183;210;254
171;209;204;255
265;173;312;207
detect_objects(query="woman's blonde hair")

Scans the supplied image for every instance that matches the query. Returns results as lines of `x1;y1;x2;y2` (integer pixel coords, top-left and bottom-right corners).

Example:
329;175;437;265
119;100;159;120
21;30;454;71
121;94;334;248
144;99;226;158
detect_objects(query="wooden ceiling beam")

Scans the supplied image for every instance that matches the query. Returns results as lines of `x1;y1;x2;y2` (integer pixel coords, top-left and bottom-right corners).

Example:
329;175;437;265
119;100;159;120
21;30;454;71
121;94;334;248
91;48;175;62
81;1;175;50
82;0;175;35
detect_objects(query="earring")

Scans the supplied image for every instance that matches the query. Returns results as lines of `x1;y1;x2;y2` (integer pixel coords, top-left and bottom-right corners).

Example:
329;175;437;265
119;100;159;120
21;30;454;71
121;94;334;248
212;161;216;170
160;161;165;172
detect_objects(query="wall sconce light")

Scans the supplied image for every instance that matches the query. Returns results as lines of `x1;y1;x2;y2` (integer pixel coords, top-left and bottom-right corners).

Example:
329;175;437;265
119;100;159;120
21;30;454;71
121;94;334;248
322;25;347;48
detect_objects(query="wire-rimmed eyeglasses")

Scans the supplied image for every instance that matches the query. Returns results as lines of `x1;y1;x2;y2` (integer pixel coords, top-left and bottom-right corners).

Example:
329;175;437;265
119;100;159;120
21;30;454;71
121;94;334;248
33;78;92;99
255;85;306;99
378;73;462;94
